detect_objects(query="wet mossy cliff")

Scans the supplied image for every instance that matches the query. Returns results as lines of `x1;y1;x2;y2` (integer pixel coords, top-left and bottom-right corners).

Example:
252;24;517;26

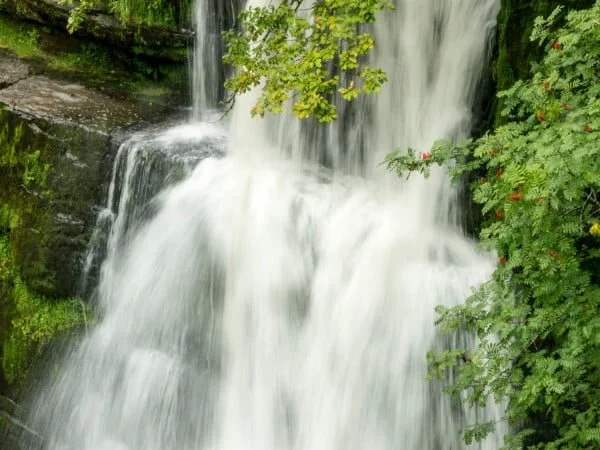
0;2;191;445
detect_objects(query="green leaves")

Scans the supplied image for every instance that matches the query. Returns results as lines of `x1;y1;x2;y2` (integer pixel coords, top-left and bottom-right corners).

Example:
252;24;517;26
0;236;87;385
388;2;600;447
223;0;393;123
59;0;176;32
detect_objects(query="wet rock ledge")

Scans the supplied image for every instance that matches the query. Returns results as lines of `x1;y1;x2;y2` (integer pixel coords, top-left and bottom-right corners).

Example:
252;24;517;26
0;47;174;297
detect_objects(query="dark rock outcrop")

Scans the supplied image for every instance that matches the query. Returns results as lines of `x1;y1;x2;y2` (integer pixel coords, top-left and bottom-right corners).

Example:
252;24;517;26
0;50;173;297
0;51;29;89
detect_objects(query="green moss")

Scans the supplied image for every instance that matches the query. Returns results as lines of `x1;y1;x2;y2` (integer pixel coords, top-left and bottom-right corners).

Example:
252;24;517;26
0;122;51;191
0;109;56;295
3;279;86;385
0;106;101;391
109;0;176;27
0;235;86;387
0;205;20;234
131;45;188;61
47;43;113;74
0;13;186;102
0;15;42;58
0;114;50;193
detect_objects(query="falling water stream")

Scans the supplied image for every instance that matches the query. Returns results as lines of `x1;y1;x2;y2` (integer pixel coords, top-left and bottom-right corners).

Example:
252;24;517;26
28;0;506;449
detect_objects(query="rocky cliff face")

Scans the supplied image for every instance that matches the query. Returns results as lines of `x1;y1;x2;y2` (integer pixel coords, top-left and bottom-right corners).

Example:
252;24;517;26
0;35;182;447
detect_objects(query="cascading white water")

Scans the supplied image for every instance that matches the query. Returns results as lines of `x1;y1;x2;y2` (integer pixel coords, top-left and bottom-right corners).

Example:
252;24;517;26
191;0;219;118
78;123;226;300
28;1;507;449
191;0;240;119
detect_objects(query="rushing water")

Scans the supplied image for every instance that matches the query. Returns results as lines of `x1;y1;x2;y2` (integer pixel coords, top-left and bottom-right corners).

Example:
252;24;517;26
28;0;506;449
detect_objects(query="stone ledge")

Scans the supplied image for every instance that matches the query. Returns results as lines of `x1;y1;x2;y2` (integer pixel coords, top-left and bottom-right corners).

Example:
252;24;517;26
0;49;175;133
0;49;179;297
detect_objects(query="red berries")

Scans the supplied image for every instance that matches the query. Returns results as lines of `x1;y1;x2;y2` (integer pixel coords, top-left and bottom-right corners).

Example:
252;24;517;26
498;256;507;265
495;210;505;220
508;193;522;202
552;40;561;50
421;152;431;160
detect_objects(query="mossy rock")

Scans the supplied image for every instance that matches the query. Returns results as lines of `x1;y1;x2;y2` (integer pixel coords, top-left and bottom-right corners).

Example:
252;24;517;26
0;0;193;61
0;39;189;407
0;107;112;297
0;13;189;106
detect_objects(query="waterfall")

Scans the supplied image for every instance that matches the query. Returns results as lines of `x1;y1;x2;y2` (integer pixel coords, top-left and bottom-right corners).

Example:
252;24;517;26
78;122;226;300
191;0;241;119
191;0;220;118
27;1;507;449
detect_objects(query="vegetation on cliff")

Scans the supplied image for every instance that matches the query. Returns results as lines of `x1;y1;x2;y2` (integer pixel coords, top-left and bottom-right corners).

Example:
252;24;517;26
387;3;600;448
61;0;177;29
0;13;185;101
0;234;86;387
0;117;87;391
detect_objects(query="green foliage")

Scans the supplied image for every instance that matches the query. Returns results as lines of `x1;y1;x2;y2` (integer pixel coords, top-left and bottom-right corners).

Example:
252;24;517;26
108;0;175;26
48;43;112;74
0;14;41;58
493;0;595;126
0;235;86;386
0;120;49;191
224;0;393;123
388;3;600;447
59;0;176;32
2;279;86;385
